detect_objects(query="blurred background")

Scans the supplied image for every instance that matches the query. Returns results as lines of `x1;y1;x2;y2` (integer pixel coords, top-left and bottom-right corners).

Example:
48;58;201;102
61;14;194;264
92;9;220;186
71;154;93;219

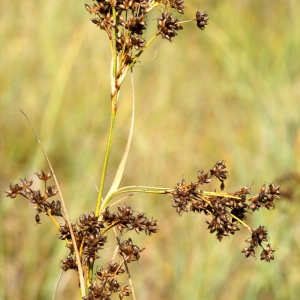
1;0;300;299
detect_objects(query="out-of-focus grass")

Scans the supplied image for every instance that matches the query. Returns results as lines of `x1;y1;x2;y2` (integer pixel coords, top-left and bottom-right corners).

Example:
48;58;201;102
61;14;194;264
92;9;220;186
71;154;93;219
1;0;300;299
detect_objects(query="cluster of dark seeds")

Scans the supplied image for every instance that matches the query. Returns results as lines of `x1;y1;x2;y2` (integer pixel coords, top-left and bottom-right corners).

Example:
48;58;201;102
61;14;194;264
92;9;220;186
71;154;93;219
166;160;280;261
84;281;131;300
58;212;108;267
242;225;276;261
58;205;158;270
79;205;157;299
157;13;183;41
195;11;209;30
83;262;131;299
119;238;145;263
5;171;62;224
247;183;281;211
102;203;159;235
5;161;280;299
83;237;143;299
5;174;159;298
85;0;208;69
169;0;185;14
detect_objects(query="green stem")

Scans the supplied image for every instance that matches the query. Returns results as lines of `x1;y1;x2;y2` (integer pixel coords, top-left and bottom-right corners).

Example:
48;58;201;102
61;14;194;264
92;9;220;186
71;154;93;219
112;7;118;77
99;184;243;215
99;185;170;214
95;6;119;217
95;92;118;216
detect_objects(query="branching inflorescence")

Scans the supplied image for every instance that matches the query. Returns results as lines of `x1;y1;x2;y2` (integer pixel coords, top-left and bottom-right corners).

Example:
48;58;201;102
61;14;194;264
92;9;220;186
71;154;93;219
5;171;159;299
84;0;208;90
5;0;281;299
166;160;280;261
5;158;280;299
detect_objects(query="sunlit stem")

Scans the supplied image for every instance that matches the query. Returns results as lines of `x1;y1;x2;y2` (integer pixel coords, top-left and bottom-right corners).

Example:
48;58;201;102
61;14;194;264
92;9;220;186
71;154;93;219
145;2;160;13
178;19;195;24
112;7;118;77
101;221;121;235
230;214;252;231
113;260;125;276
99;186;169;214
95;91;119;217
95;6;119;217
47;210;61;230
201;191;241;200
95;33;160;216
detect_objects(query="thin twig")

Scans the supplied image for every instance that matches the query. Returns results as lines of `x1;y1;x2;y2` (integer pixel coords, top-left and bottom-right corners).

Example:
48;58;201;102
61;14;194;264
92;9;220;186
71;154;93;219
109;192;137;207
111;233;120;262
52;270;63;300
20;110;86;297
113;228;137;300
89;173;99;193
118;237;136;300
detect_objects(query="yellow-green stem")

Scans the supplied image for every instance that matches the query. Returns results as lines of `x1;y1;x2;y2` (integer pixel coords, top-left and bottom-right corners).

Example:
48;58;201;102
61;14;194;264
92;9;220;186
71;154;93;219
47;211;61;230
95;93;118;217
230;213;252;231
95;6;119;217
99;186;169;214
95;33;159;217
112;7;118;76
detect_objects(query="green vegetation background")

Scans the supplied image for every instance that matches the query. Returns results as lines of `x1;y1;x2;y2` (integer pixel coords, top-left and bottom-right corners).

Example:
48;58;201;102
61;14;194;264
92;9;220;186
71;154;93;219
1;0;300;299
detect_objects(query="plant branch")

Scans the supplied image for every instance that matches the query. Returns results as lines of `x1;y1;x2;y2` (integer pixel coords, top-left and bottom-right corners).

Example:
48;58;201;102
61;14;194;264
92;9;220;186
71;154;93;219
100;186;169;214
20;110;86;297
95;92;119;216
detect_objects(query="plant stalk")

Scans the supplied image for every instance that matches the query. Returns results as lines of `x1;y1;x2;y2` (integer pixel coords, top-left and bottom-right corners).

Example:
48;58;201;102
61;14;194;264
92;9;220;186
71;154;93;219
95;92;119;216
95;6;119;217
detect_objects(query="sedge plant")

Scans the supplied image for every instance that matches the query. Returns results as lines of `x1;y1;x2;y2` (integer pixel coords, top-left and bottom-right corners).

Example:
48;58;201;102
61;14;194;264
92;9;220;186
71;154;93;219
5;1;281;299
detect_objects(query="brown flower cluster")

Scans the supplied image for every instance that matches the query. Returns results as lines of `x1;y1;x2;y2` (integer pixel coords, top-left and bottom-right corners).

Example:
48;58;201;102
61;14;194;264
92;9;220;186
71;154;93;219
59;212;107;267
5;173;159;298
85;0;208;66
157;12;183;41
119;237;145;263
5;171;62;223
59;203;158;272
242;226;276;262
84;237;144;299
102;203;159;235
58;205;158;271
84;281;131;300
195;11;209;30
247;183;281;211
167;160;281;261
83;262;131;300
79;204;157;299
